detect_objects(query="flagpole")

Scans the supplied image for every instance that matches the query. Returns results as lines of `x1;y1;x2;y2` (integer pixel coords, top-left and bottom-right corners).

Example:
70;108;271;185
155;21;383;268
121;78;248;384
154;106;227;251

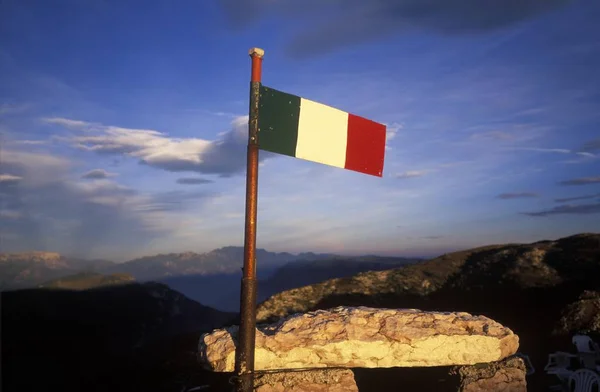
234;47;264;392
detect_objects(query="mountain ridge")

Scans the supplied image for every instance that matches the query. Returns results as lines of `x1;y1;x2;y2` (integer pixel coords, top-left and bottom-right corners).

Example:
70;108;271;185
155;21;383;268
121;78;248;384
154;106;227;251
257;233;600;322
0;246;416;292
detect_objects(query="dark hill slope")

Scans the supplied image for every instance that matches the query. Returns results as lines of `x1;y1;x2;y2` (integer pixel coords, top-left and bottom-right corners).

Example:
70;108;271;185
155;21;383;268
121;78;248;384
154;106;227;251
2;283;234;392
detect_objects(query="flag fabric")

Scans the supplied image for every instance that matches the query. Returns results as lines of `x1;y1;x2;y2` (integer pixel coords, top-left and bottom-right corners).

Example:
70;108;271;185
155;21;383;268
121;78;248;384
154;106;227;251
257;85;386;177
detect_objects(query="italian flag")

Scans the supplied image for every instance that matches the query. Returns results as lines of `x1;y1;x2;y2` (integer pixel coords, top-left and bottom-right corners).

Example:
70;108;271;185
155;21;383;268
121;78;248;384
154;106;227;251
257;85;387;177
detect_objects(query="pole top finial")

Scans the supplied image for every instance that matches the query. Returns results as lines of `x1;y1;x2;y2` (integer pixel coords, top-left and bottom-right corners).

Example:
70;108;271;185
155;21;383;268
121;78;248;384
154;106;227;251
249;47;265;58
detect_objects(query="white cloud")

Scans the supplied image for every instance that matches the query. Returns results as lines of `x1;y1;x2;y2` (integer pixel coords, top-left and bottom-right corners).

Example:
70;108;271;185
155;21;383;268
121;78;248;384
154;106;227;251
384;122;402;150
42;117;100;131
577;152;596;158
508;147;572;154
49;115;271;177
563;151;599;164
0;174;22;183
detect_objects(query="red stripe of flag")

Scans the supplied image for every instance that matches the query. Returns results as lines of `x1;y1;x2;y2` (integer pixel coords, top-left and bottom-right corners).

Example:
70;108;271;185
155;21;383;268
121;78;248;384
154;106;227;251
344;114;386;177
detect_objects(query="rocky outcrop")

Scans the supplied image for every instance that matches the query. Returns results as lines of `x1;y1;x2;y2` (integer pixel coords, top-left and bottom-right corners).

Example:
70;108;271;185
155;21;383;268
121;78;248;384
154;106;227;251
255;246;492;323
254;369;358;392
554;290;600;335
256;233;600;323
451;356;527;392
198;306;519;372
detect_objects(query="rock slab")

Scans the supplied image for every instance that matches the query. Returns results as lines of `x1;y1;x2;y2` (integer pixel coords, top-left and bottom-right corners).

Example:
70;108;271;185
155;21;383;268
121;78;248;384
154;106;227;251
198;306;519;372
254;369;358;392
452;356;527;392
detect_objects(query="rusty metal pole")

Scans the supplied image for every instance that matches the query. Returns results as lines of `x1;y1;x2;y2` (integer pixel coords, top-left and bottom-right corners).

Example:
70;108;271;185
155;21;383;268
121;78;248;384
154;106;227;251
234;47;264;392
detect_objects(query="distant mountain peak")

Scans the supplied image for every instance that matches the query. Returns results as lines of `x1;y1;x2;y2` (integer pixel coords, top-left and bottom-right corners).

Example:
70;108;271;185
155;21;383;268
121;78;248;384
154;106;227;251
0;251;62;262
0;251;68;270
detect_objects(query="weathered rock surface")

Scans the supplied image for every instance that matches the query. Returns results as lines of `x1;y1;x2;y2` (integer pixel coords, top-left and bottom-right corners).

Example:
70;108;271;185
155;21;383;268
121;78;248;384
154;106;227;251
451;356;527;392
198;306;519;372
554;290;600;335
254;369;358;392
256;233;600;324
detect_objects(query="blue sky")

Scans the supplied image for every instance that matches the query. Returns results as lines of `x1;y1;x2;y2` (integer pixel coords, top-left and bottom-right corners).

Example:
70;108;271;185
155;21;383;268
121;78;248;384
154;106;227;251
1;0;599;261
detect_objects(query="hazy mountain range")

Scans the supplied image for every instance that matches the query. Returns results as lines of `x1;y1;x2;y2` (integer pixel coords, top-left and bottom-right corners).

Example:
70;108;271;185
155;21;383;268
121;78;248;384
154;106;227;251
0;251;115;290
0;247;422;310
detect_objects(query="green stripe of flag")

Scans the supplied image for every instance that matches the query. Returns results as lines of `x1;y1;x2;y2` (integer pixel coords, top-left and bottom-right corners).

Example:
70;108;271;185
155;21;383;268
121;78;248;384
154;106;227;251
257;85;300;158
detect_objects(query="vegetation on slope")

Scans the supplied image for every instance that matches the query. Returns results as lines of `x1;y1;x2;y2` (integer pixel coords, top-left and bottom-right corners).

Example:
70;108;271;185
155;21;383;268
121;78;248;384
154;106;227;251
38;271;135;290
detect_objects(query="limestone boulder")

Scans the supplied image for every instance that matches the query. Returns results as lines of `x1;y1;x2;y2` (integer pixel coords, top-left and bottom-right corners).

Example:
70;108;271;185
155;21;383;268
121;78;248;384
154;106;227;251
198;306;519;372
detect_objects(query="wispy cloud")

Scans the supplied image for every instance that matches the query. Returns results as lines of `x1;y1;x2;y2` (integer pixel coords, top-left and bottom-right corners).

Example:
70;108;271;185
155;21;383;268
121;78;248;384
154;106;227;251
559;176;600;186
176;177;214;185
42;117;100;131
186;110;241;119
384;122;402;150
0;174;23;183
81;169;118;180
9;140;48;146
576;152;596;158
395;170;429;179
496;192;539;200
522;203;600;217
470;130;515;141
563;151;599;164
506;146;598;164
554;194;600;203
